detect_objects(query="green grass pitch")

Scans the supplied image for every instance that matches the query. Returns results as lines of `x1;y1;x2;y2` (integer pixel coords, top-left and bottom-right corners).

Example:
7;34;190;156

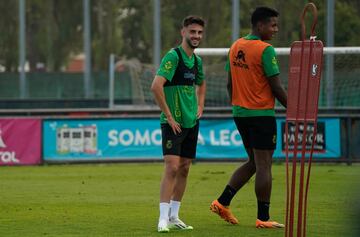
0;162;359;237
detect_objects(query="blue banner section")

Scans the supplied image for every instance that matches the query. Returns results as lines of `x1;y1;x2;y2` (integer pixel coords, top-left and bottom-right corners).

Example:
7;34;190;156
43;118;341;161
197;120;245;158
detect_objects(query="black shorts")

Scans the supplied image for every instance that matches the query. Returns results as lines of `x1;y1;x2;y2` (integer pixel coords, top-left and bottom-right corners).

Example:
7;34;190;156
233;116;277;150
161;121;199;159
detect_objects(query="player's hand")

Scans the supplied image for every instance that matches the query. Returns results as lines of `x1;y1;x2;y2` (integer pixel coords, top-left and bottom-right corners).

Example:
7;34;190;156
167;116;181;134
197;105;204;119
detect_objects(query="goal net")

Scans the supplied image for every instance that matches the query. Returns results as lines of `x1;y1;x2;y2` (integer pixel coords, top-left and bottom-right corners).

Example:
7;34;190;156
108;47;360;109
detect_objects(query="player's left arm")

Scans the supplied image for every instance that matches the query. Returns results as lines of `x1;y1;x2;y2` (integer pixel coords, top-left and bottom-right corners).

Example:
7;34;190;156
196;80;206;119
225;52;232;104
263;46;287;108
196;57;206;119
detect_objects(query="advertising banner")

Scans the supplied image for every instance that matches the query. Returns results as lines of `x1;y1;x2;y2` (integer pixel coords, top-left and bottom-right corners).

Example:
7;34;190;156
43;119;161;161
0;119;41;165
43;118;340;161
274;118;340;158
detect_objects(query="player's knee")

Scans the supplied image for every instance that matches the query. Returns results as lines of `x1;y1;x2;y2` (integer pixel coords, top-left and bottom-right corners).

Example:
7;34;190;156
247;156;255;164
255;158;272;171
178;162;191;177
179;166;190;178
254;150;273;167
243;157;256;171
165;164;179;178
247;159;256;172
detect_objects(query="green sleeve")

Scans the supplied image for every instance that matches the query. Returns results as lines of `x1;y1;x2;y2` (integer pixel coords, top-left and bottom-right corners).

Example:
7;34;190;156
224;50;231;72
225;59;230;72
262;46;280;77
195;55;204;85
156;49;179;81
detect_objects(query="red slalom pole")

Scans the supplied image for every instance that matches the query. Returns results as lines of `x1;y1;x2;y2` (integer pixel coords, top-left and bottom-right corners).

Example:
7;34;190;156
285;3;323;237
302;123;319;237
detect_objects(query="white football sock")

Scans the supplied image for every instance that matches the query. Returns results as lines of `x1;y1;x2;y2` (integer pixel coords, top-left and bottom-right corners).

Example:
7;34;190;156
169;200;181;219
159;202;170;221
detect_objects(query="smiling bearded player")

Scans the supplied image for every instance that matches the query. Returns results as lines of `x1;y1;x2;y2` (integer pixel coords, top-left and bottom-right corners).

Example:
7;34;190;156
151;15;206;233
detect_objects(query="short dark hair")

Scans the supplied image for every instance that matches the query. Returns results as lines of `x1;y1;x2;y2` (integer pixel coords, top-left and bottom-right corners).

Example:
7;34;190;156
251;6;279;27
183;15;205;27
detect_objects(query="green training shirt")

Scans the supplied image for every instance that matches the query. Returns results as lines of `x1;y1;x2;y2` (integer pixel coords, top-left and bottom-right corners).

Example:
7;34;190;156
156;46;204;128
225;34;280;117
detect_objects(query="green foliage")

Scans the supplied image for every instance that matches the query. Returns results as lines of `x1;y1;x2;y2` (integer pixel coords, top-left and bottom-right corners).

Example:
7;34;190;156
25;0;83;71
92;0;125;70
333;1;360;46
0;0;359;71
120;0;154;63
0;163;359;236
0;1;18;72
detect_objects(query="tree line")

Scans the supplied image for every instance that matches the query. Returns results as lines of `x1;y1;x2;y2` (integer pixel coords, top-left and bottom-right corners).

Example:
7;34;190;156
0;0;359;72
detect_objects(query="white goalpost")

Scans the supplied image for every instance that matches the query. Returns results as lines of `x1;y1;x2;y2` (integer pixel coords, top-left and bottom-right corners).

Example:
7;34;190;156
195;47;360;56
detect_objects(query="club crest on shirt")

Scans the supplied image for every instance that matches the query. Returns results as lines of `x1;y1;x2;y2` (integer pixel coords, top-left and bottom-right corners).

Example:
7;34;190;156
272;57;277;65
163;61;173;72
175;109;181;117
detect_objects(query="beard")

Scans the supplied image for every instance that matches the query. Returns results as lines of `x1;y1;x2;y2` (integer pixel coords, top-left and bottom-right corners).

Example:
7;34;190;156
186;37;200;49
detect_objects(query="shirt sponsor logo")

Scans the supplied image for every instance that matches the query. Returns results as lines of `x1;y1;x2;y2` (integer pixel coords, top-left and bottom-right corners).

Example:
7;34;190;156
233;50;249;69
184;72;195;80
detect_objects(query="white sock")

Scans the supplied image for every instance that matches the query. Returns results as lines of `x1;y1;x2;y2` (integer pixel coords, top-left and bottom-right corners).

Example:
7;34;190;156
159;202;170;221
169;200;181;219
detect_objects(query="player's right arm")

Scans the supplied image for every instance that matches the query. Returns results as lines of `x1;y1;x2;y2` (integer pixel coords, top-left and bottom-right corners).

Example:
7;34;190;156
151;50;181;134
227;71;232;104
268;75;287;108
151;76;181;134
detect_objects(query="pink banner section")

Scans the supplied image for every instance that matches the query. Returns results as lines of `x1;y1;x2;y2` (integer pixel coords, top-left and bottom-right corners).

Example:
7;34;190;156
0;119;41;166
